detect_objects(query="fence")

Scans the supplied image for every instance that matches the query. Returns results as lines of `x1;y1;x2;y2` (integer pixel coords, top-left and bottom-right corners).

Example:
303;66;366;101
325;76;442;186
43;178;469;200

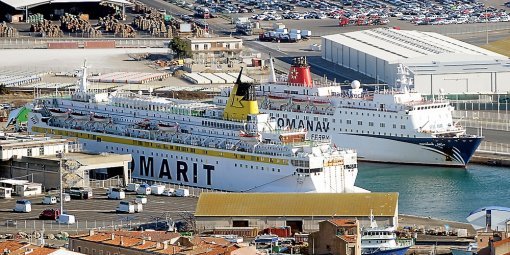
89;176;124;189
0;38;168;49
131;178;227;197
453;111;510;131
478;141;510;155
2;219;144;232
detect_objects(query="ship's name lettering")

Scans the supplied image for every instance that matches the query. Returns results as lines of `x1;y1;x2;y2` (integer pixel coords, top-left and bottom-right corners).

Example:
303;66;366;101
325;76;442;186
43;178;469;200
276;118;330;132
136;156;214;185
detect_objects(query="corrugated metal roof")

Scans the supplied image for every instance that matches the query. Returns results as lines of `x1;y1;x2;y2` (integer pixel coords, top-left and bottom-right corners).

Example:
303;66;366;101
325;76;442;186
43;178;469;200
1;0;131;9
195;193;398;217
323;28;507;62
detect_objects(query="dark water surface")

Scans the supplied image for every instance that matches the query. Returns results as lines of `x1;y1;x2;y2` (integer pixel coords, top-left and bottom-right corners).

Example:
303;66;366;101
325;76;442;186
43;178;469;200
356;163;510;222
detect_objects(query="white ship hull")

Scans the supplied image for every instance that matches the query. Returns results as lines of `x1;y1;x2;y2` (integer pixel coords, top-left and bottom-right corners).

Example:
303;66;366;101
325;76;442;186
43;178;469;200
29;118;365;193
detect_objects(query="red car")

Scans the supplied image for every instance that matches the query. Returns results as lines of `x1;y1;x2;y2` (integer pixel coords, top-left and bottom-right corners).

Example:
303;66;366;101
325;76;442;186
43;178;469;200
39;209;60;220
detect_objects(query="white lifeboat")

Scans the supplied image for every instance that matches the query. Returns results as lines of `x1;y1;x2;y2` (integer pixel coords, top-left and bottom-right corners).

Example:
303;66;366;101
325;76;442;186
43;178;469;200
92;114;109;122
239;130;260;143
268;94;290;103
49;108;68;118
157;122;179;132
312;99;330;105
70;112;90;120
292;97;309;105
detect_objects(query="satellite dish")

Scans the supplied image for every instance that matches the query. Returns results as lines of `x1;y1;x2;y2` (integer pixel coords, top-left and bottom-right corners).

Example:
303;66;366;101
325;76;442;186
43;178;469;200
351;80;361;89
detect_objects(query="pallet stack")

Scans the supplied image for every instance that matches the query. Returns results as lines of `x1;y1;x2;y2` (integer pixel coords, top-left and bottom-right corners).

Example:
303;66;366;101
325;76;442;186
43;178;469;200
0;22;18;37
60;13;102;37
30;20;63;38
98;15;136;38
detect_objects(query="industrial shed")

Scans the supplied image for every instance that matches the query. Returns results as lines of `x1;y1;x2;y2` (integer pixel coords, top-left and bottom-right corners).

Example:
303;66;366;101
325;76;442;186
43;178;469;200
195;192;399;233
321;28;510;94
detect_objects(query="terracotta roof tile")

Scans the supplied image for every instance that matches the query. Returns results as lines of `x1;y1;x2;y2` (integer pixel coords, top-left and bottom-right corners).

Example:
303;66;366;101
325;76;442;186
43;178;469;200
81;233;112;242
109;231;180;242
27;247;57;255
0;240;25;252
338;235;357;243
102;236;141;247
494;238;510;247
329;219;358;227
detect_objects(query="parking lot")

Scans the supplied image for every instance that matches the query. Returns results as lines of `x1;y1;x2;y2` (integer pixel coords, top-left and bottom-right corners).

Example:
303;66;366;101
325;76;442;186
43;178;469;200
0;188;199;233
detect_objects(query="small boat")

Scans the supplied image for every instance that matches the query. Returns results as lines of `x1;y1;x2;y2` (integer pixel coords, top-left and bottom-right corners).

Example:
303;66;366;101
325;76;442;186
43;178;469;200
312;99;330;105
239;130;260;143
451;243;477;255
70;112;90;120
92;114;109;122
157;122;179;132
279;131;306;143
292;97;309;105
268;94;290;103
49;108;68;118
361;212;413;255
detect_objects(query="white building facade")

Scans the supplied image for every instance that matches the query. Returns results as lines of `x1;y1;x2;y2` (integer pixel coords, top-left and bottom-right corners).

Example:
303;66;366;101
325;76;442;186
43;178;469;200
322;28;510;94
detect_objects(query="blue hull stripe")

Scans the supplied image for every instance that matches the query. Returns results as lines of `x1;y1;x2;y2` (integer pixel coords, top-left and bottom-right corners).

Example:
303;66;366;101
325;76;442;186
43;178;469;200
347;134;483;164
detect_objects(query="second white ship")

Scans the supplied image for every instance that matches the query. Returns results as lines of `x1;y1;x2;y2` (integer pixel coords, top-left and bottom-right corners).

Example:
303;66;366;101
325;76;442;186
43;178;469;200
27;62;367;193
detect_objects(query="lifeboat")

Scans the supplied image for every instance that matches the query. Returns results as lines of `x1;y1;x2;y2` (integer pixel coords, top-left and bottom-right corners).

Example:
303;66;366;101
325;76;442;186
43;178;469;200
157;122;179;132
279;131;306;143
268;94;290;103
92;114;109;122
70;112;90;120
49;108;68;118
292;97;309;105
239;130;260;143
312;99;330;105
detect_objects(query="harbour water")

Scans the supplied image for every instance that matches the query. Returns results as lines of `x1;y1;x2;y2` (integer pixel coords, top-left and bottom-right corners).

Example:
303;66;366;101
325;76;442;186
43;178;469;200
356;163;510;222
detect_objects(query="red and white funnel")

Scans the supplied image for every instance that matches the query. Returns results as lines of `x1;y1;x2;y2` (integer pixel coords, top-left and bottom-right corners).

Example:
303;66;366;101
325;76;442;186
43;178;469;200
287;57;312;87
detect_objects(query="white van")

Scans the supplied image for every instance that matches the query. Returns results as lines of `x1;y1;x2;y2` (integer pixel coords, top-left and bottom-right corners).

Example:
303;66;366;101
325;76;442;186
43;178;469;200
14;200;31;213
107;188;126;200
175;188;190;197
135;195;147;204
42;195;57;205
136;184;151;195
150;185;165;195
56;214;75;224
116;201;135;213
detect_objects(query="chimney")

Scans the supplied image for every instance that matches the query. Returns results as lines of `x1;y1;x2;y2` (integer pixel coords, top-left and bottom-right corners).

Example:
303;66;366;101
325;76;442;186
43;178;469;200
156;242;161;249
120;236;124;246
147;236;152;241
3;248;11;255
141;239;146;245
163;241;169;250
89;229;95;236
111;233;115;240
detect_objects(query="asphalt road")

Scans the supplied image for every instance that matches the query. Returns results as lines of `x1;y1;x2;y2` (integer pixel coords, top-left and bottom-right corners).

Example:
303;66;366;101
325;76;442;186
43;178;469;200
0;188;197;233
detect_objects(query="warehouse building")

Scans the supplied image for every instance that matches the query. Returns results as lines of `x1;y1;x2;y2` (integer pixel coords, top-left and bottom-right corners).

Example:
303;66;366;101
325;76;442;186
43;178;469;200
322;28;510;95
195;192;399;233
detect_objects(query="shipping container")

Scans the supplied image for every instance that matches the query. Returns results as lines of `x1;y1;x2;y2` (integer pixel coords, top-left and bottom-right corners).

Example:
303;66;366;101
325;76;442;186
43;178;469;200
47;42;79;49
213;227;259;237
84;41;116;49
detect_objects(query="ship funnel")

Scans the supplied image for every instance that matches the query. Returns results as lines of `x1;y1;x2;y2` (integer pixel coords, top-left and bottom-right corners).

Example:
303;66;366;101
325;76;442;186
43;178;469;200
287;56;312;87
223;68;259;121
268;55;277;83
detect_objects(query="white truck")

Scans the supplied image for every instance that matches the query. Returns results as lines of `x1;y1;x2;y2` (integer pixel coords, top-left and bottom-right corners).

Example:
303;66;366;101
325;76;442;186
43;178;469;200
116;201;135;213
42;195;57;205
126;183;140;192
107;187;126;200
175;188;190;197
14;200;31;213
150;185;165;195
136;184;151;195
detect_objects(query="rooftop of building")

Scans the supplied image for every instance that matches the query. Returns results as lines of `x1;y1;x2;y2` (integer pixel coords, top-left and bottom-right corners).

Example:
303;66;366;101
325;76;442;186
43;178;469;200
72;231;239;255
493;237;510;247
0;0;132;10
0;132;68;148
329;219;358;227
322;28;506;62
186;37;243;43
195;193;398;217
32;152;132;166
0;240;64;255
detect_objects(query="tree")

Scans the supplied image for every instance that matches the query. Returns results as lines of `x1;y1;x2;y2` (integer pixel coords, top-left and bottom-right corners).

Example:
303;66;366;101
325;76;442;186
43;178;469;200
169;37;191;58
0;85;9;95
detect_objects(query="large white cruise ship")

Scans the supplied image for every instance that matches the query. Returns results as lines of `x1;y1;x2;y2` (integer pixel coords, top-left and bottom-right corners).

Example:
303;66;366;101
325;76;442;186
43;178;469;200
214;57;482;167
27;62;367;193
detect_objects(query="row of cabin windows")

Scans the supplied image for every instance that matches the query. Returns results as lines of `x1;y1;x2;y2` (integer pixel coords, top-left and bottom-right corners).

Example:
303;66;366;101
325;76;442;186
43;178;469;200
234;163;280;172
344;120;406;129
105;146;220;164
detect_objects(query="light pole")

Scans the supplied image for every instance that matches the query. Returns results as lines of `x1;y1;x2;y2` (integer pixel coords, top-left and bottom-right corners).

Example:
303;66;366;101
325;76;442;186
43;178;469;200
57;152;64;213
